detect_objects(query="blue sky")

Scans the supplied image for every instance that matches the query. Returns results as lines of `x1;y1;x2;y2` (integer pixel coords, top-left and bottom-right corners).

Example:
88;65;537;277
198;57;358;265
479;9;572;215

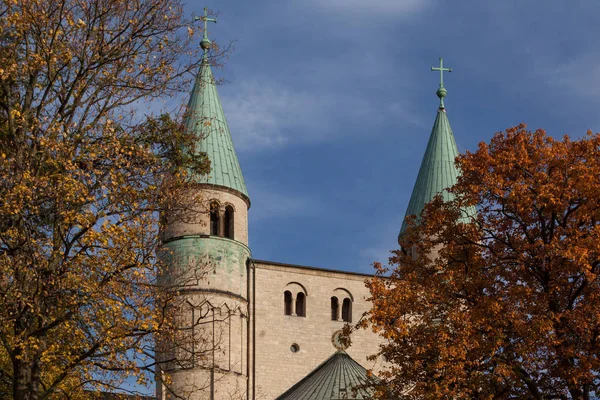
181;0;600;274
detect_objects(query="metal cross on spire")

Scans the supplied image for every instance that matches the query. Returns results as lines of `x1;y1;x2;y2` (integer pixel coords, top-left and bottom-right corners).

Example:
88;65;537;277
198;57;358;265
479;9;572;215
431;57;452;109
194;7;217;52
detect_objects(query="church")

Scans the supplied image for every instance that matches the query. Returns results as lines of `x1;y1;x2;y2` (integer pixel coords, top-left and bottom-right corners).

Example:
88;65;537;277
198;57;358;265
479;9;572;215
156;12;465;400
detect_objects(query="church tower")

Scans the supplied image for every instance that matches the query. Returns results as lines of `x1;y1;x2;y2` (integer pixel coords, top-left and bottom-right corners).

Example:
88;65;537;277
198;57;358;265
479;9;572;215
399;58;475;244
158;9;251;400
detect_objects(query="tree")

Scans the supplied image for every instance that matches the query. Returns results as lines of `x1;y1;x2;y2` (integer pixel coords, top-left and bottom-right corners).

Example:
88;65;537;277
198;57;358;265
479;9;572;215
0;0;221;398
363;125;600;399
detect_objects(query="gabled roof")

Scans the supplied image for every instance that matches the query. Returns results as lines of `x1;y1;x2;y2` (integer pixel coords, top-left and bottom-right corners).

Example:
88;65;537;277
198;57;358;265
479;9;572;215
276;351;376;400
184;56;249;201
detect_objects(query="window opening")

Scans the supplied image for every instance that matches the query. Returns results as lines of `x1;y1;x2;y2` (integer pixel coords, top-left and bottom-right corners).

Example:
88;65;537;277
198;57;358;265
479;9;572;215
331;297;339;321
295;292;306;317
224;205;234;239
210;202;220;236
342;298;352;323
284;291;292;315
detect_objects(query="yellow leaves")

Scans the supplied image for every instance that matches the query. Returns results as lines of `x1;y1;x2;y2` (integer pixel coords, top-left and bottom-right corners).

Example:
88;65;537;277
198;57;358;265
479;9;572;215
10;109;21;119
0;0;215;396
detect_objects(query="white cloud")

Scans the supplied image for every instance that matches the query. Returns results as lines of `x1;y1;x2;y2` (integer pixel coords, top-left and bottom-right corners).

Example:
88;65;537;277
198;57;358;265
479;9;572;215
222;81;322;150
222;79;375;152
312;0;431;16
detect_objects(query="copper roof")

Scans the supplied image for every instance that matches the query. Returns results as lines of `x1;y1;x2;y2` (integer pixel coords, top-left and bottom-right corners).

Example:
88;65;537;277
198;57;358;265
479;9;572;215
276;351;377;400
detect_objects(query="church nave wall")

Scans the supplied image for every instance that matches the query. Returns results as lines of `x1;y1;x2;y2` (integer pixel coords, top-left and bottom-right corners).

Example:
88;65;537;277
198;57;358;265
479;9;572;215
250;261;386;399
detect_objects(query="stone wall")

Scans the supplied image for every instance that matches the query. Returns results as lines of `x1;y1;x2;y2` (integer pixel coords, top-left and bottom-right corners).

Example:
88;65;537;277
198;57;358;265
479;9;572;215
163;187;249;246
251;261;385;399
157;234;250;399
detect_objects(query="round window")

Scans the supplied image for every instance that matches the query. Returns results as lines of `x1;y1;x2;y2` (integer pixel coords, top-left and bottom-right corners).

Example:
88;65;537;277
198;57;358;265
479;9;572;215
290;343;300;353
331;330;349;350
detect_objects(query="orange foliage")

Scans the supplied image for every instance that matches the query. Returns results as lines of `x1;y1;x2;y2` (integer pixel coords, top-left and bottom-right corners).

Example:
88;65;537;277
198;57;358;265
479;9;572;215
364;125;600;399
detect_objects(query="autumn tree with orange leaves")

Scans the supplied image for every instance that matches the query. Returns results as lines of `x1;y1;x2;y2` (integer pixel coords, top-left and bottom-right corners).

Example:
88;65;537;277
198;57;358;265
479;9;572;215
0;0;224;398
364;125;600;399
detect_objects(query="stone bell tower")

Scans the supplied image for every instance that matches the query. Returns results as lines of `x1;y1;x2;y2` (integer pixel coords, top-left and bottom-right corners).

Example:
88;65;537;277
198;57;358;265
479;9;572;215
157;9;251;400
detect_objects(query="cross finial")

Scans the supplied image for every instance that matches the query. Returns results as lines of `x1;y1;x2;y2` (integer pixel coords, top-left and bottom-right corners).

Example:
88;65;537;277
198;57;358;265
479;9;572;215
194;7;217;53
431;57;452;108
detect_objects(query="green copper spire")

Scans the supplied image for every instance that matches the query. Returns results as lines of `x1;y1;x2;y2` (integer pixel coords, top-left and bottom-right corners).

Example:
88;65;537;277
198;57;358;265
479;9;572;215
431;57;451;109
399;59;475;239
185;11;249;201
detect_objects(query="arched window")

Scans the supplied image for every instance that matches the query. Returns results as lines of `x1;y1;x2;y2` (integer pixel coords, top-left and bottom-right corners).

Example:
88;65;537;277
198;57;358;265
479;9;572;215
331;297;339;321
210;202;220;236
295;292;306;317
224;205;234;239
284;291;292;315
342;298;352;323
